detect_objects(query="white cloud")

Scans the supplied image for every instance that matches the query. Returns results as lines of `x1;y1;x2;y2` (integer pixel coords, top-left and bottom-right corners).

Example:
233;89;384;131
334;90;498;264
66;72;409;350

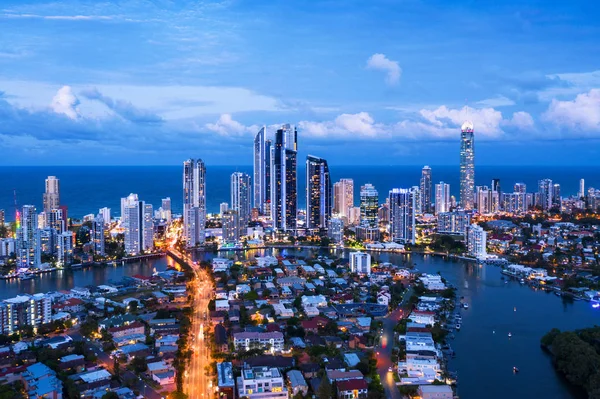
299;112;385;138
204;114;258;136
542;89;600;131
419;105;504;137
505;111;535;130
2;13;114;21
366;53;401;85
50;86;80;119
538;70;600;101
476;95;515;107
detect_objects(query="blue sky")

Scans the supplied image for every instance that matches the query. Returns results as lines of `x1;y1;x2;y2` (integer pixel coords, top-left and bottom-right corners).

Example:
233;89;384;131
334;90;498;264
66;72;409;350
1;0;599;166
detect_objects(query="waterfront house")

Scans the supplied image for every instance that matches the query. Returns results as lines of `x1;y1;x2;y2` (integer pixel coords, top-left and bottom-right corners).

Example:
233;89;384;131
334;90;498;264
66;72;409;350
418;384;453;399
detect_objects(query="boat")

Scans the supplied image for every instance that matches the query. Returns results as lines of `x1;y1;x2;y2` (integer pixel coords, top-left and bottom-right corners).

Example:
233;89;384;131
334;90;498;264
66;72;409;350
513;366;519;373
555;292;562;297
18;273;34;280
508;332;512;338
455;324;461;330
463;303;469;309
514;307;517;312
504;281;508;284
519;279;525;284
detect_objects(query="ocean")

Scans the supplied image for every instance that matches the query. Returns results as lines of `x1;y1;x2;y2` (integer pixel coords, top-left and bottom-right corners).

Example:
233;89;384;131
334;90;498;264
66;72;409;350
0;165;598;220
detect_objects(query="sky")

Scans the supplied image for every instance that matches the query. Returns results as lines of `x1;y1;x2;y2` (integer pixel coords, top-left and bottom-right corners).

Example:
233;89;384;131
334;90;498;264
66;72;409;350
0;0;600;166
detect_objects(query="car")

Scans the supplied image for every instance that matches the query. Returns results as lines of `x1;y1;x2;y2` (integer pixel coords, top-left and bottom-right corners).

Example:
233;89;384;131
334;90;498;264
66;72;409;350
376;351;380;355
388;366;393;373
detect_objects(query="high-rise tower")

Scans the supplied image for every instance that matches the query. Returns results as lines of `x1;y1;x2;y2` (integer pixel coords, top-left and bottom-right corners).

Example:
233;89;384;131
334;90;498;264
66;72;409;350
460;121;475;210
333;179;354;219
253;126;268;212
231;172;251;232
306;155;332;231
183;159;206;246
270;124;297;231
360;184;379;228
43;176;60;213
389;188;416;244
420;166;432;214
435;182;451;214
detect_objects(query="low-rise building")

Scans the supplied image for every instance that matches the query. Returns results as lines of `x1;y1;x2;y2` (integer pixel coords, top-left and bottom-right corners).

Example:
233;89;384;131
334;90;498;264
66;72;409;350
236;366;288;399
336;377;368;399
418;384;453;399
217;362;235;399
287;370;308;397
233;332;284;352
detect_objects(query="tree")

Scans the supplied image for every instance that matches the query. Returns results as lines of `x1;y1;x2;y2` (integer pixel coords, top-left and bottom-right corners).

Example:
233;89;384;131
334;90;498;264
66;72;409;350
244;291;259;301
101;392;119;399
128;300;139;313
317;377;333;399
130;356;148;373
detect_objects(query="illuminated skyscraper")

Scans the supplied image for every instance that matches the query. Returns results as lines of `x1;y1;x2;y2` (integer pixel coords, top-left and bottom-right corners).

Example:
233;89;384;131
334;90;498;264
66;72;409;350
435;182;451;214
360;184;379;228
306;155;332;231
270;124;297;231
579;179;585;199
333;179;354;219
420;166;432;214
389;188;416;244
514;183;526;193
231;172;252;231
183;159;206;246
43;176;60;213
122;194;153;254
460;121;475;210
538;179;553;211
253;126;271;213
17;205;40;268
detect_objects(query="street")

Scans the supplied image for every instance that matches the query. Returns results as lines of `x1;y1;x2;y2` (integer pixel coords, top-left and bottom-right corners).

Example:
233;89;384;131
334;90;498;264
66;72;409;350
180;253;214;399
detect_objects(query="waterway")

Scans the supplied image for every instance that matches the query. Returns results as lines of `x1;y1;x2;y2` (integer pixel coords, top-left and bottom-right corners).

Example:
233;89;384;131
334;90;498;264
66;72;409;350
0;257;175;299
192;247;594;399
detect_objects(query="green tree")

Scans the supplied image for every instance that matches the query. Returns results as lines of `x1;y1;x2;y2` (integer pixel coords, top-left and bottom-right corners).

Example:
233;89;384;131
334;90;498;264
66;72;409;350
317;377;333;399
101;392;119;399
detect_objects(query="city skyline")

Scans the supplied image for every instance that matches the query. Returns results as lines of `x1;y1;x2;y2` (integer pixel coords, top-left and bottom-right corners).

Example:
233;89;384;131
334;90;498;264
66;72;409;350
0;0;599;165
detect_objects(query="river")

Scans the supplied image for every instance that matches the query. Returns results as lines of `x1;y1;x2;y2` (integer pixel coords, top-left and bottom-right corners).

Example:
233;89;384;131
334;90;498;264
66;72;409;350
0;257;176;299
1;247;595;398
191;247;594;399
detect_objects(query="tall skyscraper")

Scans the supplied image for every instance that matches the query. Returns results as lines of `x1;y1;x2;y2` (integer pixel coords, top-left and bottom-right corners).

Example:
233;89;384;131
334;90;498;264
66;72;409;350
360;184;379;228
467;224;487;258
476;186;499;214
161;198;172;223
333;179;354;219
122;194;153;254
270;124;297;231
579;179;585;199
0;209;5;227
435;182;451;214
99;207;111;225
183;159;206;246
459;121;475;210
420;166;432;214
43;176;60;213
57;231;74;266
222;210;240;243
231;172;251;232
306;155;332;231
538;179;553;211
389;188;416;244
552;183;561;207
17;205;40;269
253;126;269;212
92;215;105;256
491;179;501;193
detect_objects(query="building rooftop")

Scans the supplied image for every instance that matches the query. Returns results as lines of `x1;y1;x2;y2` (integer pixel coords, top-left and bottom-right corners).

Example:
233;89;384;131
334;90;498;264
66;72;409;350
217;362;235;388
287;370;307;387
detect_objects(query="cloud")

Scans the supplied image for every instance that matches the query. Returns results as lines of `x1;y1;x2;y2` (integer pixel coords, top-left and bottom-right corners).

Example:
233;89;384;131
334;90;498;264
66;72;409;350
50;86;80;119
504;111;535;130
2;13;115;21
80;87;163;124
542;89;600;131
299;112;384;138
366;53;401;85
419;105;504;137
205;114;258;136
476;95;515;107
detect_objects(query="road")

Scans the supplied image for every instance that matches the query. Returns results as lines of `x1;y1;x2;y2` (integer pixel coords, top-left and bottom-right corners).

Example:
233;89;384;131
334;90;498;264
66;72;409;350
176;251;214;399
375;286;413;399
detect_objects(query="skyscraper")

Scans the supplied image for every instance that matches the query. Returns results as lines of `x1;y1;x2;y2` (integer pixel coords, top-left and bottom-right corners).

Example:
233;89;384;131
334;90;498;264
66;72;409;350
306;155;332;231
123;194;153;254
333;179;354;219
459;121;475;210
435;182;451;214
579;179;585;199
43;176;60;213
92;215;105;256
552;183;561;208
270;124;297;231
161;198;172;223
253;126;268;212
514;183;526;193
231;172;251;232
17;205;40;269
360;184;379;228
467;224;487;258
183;159;206;246
538;179;553;211
389;188;416;244
420;166;432;214
222;210;240;243
57;231;74;266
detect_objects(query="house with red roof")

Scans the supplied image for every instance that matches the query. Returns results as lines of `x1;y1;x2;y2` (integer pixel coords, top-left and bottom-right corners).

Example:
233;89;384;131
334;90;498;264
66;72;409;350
336;377;368;399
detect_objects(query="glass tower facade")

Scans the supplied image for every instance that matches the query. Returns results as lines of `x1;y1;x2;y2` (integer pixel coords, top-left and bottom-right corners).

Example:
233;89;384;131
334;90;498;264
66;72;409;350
460;121;475;210
306;155;332;230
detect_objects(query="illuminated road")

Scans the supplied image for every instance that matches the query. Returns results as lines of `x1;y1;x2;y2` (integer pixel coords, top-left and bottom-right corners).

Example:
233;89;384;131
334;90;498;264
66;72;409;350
178;251;214;399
